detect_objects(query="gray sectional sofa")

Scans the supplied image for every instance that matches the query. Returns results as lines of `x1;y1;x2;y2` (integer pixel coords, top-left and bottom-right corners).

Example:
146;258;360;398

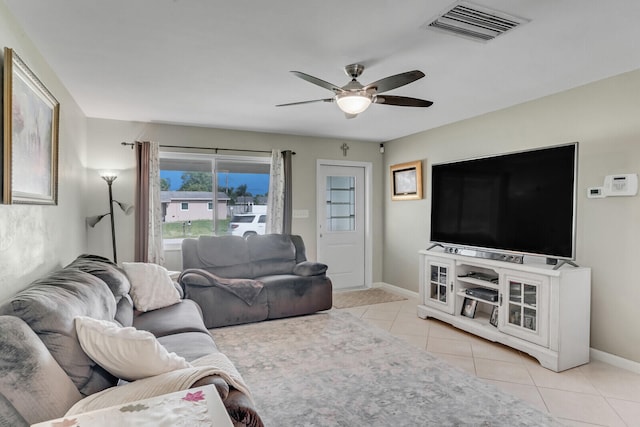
0;254;263;426
180;234;333;328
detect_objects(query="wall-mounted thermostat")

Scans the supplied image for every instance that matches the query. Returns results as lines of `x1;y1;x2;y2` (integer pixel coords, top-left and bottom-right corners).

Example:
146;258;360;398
603;174;638;197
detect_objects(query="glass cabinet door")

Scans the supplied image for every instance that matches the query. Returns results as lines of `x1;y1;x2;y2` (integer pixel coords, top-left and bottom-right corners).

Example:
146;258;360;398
507;281;538;332
424;259;455;314
501;274;549;347
430;264;448;303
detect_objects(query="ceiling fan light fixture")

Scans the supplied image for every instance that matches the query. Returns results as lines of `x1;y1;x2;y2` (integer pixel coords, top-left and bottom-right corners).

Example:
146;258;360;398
336;92;372;115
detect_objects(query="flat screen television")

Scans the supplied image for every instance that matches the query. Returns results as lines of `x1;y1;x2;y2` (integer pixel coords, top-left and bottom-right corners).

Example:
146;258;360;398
430;143;577;261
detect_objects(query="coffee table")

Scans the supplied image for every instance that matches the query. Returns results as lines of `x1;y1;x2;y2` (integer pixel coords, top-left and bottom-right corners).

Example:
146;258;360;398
32;385;233;426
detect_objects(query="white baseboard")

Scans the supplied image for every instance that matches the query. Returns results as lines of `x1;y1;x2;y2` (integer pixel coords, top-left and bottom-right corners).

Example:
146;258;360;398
590;348;640;374
374;282;640;374
372;282;419;299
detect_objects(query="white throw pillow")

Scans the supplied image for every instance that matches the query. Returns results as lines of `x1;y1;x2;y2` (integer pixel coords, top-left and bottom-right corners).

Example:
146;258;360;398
75;316;191;381
122;262;181;312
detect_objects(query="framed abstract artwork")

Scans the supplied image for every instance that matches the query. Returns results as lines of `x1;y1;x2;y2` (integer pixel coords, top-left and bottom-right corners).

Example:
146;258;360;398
3;47;59;204
390;160;423;201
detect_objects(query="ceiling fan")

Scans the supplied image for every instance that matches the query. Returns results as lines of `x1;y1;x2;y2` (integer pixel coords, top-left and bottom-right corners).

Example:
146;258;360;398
276;64;433;118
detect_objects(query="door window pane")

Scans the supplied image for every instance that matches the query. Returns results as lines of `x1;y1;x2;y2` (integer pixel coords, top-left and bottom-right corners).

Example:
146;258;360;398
325;176;355;231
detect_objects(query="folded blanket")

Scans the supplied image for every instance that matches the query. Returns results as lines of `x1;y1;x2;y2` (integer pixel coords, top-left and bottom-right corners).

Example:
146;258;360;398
66;352;253;416
180;269;264;306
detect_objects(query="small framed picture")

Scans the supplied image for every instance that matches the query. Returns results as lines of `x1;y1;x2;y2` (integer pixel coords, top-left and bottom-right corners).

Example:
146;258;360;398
489;306;499;327
461;297;477;318
390;160;423;201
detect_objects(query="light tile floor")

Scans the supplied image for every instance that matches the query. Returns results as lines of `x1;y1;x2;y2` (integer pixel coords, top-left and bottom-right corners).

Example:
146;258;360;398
334;295;640;427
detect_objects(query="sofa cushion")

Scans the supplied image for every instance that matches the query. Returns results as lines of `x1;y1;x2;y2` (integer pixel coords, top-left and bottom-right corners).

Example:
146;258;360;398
133;299;209;338
66;254;134;326
114;294;135;327
247;234;297;277
193;235;253;278
157;332;219;362
290;234;308;263
0;316;83;425
0;269;118;396
75;316;191;381
122;262;181;312
65;254;131;302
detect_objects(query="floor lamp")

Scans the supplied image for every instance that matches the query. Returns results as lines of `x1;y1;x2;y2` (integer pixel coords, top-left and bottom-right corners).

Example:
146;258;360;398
86;172;134;264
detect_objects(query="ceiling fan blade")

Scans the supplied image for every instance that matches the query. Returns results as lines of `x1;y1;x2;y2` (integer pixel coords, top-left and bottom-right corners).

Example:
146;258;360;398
291;71;343;93
276;98;334;107
364;70;425;93
375;95;433;107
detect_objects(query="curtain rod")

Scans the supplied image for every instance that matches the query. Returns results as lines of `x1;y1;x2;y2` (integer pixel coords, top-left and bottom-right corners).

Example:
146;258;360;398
121;142;295;155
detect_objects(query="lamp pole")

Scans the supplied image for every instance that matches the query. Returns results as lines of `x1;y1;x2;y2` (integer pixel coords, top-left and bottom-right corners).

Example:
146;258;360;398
102;175;118;263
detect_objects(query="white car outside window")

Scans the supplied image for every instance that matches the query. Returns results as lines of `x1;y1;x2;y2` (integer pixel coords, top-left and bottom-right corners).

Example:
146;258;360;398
229;214;266;237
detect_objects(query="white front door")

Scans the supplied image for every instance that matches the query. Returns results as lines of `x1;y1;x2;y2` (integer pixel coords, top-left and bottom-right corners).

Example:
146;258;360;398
317;162;367;290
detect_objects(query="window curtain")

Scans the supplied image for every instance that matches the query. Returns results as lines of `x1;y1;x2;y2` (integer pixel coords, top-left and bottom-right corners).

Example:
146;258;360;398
266;149;292;234
134;141;164;264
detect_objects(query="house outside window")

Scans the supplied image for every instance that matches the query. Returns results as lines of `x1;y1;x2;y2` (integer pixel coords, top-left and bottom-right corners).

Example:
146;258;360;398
160;152;270;248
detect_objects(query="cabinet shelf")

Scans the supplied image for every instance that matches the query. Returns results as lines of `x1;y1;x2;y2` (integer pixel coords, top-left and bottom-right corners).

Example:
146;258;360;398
457;276;499;290
462;309;493;328
456;290;498;306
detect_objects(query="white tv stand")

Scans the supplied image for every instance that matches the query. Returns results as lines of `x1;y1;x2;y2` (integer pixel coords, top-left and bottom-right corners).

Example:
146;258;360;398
417;249;591;372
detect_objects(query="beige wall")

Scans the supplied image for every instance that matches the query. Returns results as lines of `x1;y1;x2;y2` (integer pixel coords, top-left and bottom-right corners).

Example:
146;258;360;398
85;118;385;279
0;4;88;301
383;69;640;363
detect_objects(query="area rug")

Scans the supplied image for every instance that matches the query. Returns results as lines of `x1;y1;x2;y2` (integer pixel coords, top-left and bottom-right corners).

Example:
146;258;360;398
211;311;562;427
332;287;407;308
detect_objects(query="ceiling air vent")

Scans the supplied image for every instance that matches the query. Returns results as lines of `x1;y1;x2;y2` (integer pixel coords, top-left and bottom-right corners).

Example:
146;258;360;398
425;1;529;42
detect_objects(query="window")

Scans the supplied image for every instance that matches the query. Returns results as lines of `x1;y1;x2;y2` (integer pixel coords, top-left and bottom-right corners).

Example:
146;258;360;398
160;152;270;247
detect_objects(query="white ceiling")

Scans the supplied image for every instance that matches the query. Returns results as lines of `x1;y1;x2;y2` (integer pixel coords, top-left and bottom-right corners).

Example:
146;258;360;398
4;0;640;143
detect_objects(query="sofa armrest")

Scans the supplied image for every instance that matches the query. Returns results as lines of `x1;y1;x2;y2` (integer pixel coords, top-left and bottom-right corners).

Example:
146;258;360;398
224;389;264;427
293;261;328;276
191;375;229;401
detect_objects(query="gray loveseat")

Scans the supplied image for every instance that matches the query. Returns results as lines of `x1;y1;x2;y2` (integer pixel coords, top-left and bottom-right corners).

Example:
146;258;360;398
180;234;333;328
0;254;262;426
